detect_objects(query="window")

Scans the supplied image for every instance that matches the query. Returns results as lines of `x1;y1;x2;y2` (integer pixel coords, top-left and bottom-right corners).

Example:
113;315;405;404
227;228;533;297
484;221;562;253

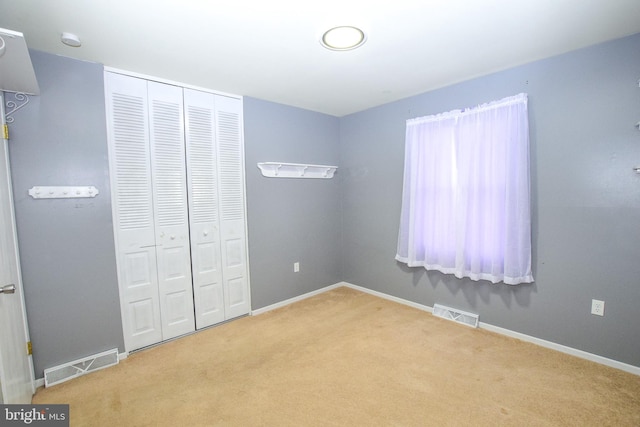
396;93;533;285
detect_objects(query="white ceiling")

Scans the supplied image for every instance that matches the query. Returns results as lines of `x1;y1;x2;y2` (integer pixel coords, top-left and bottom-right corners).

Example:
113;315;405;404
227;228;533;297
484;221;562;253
1;0;640;117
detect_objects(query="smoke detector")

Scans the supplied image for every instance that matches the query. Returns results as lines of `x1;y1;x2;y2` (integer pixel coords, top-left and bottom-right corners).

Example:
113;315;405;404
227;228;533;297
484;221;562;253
61;32;81;47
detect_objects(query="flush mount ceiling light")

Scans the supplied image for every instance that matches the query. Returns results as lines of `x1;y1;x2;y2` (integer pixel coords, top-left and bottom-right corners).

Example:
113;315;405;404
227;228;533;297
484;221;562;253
321;26;366;51
61;32;81;47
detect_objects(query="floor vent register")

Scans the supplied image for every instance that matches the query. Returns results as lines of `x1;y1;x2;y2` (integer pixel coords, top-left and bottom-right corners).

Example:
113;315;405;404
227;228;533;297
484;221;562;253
432;304;479;328
43;348;119;387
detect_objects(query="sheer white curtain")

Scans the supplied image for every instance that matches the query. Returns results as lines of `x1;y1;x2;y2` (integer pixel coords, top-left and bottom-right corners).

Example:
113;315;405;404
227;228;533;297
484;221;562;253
396;93;533;285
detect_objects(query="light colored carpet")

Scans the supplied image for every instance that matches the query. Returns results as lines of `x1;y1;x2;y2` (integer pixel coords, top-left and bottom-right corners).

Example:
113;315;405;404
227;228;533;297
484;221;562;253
33;287;640;426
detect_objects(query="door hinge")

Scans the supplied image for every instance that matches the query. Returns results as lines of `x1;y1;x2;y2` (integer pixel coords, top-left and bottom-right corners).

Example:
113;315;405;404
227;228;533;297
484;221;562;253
27;341;32;355
2;124;8;140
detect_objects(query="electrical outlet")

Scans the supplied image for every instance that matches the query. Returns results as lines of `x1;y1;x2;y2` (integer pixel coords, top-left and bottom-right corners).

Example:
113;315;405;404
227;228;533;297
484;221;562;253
591;299;605;316
293;262;300;273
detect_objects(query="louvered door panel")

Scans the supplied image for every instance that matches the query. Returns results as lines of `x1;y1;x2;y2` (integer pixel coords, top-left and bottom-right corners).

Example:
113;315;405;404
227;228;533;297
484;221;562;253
104;72;162;351
216;96;250;319
147;81;195;340
184;89;225;329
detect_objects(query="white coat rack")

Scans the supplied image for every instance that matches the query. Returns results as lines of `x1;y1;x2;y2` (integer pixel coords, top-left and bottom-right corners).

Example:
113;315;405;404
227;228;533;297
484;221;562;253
28;186;99;199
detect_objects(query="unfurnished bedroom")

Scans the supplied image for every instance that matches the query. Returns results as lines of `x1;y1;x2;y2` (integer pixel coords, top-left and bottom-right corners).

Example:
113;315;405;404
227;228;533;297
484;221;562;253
0;1;639;425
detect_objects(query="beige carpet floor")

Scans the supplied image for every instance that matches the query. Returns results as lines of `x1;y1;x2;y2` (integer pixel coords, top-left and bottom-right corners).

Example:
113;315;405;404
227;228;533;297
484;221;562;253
33;287;640;426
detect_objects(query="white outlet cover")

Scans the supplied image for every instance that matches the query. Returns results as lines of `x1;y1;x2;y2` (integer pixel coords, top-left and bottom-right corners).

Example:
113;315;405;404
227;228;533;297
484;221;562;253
591;299;605;316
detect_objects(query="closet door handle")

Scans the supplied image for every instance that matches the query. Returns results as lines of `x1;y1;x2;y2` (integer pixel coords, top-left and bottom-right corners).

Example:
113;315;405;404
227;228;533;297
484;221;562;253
0;284;16;294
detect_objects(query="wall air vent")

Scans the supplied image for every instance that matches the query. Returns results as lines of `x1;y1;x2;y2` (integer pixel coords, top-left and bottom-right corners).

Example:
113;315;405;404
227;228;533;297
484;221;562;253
432;304;479;328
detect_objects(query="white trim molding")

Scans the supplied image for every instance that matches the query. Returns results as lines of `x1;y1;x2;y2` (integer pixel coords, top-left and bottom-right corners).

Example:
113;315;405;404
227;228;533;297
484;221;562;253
103;66;241;100
253;281;640;376
340;282;640;376
251;283;342;316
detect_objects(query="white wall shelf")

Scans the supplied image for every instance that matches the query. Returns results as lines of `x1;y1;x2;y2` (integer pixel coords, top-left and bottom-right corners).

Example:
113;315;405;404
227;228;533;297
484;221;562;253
257;162;338;179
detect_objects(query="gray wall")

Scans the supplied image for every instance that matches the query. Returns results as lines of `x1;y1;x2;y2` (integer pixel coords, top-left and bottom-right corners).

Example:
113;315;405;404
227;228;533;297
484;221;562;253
340;33;640;367
243;98;342;309
8;51;124;377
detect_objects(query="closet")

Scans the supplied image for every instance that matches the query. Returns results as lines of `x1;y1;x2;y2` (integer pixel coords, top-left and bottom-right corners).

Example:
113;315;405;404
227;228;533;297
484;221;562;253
104;71;250;352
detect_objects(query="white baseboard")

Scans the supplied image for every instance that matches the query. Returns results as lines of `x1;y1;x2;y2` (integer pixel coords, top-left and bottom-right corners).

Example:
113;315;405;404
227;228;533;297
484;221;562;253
32;285;638;390
339;281;435;313
253;281;639;376
477;322;640;376
339;282;639;376
251;283;343;316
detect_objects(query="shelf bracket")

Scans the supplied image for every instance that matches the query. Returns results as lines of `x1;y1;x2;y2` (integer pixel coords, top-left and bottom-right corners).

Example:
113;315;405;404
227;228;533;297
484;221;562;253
3;92;30;124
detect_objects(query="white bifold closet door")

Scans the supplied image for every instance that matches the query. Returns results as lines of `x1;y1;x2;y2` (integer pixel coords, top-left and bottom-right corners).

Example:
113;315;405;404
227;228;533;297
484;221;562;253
105;73;195;351
184;89;250;328
106;72;250;352
184;89;225;328
147;82;196;339
105;73;162;351
214;95;251;320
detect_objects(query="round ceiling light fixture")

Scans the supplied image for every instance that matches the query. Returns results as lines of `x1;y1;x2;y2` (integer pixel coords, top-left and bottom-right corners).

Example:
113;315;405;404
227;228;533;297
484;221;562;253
321;26;366;51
